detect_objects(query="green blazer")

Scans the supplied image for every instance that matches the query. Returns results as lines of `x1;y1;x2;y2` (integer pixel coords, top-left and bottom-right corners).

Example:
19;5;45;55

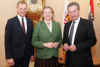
32;21;62;59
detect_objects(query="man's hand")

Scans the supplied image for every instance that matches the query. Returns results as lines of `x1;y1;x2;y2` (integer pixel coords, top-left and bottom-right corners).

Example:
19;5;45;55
7;58;15;66
69;45;77;52
30;55;34;62
63;43;69;51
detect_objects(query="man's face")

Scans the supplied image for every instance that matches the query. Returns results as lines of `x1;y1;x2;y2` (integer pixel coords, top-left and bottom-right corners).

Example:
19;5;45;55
68;5;80;21
17;3;27;17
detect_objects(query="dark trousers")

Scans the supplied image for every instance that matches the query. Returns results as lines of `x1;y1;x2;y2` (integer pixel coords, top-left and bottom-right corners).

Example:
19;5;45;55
11;49;30;67
65;51;76;67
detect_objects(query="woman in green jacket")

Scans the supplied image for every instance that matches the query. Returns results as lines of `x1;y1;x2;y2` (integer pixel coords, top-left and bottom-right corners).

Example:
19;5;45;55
32;6;62;67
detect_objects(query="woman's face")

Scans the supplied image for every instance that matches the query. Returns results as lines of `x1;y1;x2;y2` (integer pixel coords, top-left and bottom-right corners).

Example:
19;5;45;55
43;8;53;20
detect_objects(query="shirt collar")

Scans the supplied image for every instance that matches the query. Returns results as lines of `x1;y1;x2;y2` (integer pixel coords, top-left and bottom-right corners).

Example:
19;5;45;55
44;20;52;25
72;17;80;23
17;15;26;20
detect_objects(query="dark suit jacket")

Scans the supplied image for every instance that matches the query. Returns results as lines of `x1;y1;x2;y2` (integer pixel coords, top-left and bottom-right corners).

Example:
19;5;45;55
63;18;97;67
5;16;34;59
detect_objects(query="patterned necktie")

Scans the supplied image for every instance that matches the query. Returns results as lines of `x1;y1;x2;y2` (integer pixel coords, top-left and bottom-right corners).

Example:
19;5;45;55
69;22;75;45
22;18;25;35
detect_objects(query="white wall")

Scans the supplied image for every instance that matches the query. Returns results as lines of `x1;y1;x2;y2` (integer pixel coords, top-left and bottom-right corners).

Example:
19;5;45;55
92;0;100;58
0;0;20;66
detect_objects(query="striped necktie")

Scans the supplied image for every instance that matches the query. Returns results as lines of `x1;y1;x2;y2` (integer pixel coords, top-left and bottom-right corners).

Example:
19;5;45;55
69;22;75;45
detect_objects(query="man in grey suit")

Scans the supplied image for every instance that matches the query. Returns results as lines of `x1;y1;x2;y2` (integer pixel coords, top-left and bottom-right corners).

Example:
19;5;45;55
63;2;97;67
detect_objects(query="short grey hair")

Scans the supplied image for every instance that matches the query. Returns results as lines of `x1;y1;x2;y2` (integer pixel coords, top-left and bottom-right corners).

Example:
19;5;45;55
67;2;80;10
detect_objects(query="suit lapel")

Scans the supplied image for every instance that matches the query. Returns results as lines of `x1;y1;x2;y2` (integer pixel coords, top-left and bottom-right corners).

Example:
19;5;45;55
66;21;72;44
52;21;56;33
15;16;25;35
26;17;29;36
66;21;72;36
75;18;84;41
41;21;51;33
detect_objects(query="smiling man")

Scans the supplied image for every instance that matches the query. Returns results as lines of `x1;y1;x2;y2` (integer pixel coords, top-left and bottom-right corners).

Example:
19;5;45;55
5;1;34;67
63;2;97;67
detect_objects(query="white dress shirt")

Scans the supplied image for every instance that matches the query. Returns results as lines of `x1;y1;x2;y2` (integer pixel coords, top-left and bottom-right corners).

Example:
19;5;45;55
44;20;52;33
17;15;27;34
68;17;80;45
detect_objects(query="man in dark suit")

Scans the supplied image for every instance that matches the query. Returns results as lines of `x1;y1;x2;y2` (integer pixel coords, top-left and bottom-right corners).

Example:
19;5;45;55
63;2;97;67
5;1;34;67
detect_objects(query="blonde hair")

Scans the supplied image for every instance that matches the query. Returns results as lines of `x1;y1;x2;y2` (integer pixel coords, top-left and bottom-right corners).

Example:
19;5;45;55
39;6;55;22
17;1;27;8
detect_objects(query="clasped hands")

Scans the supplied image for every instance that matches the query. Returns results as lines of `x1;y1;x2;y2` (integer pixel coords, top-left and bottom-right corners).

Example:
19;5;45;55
63;43;77;52
43;42;59;49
